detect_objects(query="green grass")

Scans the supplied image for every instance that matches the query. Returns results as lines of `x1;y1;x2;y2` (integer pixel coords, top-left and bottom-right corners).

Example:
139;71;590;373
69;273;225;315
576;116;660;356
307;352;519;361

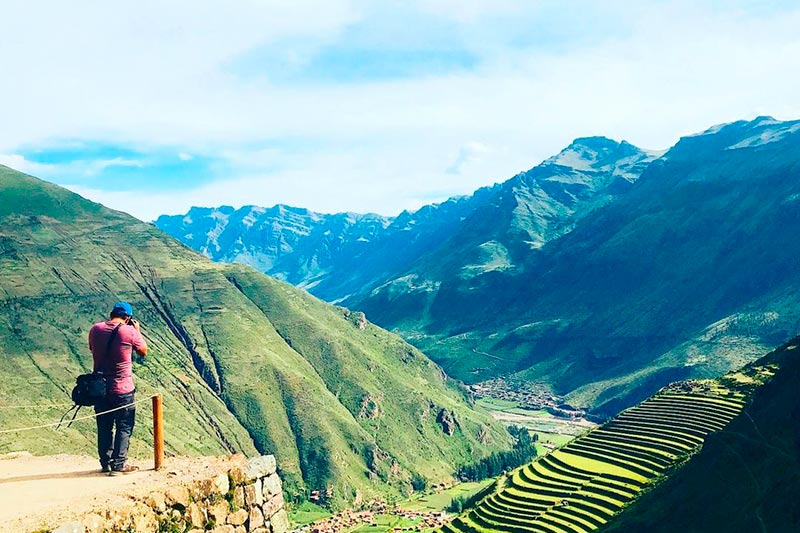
289;501;332;526
475;397;549;416
401;480;495;512
348;514;423;533
534;432;574;455
0;167;512;508
601;340;800;532
439;366;775;533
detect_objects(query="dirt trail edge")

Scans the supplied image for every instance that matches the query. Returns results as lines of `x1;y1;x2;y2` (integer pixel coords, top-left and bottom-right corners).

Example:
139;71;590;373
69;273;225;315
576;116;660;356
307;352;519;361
0;452;240;532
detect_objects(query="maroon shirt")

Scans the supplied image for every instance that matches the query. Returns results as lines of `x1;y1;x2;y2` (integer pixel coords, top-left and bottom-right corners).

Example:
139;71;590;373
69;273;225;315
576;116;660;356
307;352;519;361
89;320;147;395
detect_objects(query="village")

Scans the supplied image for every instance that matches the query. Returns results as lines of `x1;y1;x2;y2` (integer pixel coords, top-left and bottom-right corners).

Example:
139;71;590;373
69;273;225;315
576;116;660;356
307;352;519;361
468;378;587;419
292;500;453;533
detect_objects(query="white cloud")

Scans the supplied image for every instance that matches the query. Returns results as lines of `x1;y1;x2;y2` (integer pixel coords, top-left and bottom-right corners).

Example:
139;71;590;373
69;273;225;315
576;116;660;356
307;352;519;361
447;141;491;175
2;1;800;221
178;153;193;161
0;153;144;181
0;154;56;176
88;158;144;175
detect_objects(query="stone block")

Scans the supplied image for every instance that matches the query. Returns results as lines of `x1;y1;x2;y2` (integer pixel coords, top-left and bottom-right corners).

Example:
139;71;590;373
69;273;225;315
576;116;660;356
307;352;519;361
53;524;85;533
196;472;230;499
244;455;277;480
209;500;229;524
165;486;191;508
145;491;167;513
262;473;282;496
234;527;246;533
82;513;106;533
130;502;158;532
186;502;206;528
270;509;289;533
228;465;247;486
210;526;235;533
233;486;245;508
252;529;271;533
244;478;264;507
249;506;265;529
215;472;231;495
262;492;284;519
104;508;133;531
227;508;249;526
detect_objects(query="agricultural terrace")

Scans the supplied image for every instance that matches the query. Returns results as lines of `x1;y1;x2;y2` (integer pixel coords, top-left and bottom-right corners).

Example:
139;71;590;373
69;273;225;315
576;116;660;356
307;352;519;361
438;370;775;533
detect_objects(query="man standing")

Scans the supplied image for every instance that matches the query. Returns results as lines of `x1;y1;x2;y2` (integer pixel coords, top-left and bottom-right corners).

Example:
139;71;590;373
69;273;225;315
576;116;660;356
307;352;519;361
89;301;148;475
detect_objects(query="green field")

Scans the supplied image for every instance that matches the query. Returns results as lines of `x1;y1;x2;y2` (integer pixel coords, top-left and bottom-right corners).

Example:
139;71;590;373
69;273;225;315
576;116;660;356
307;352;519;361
401;480;495;513
533;432;575;456
475;397;593;440
290;481;494;532
475;398;551;418
440;369;773;533
290;501;333;526
351;514;423;532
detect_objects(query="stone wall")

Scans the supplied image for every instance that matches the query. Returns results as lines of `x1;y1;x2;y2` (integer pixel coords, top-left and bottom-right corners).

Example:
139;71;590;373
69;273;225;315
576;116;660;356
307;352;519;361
52;455;288;533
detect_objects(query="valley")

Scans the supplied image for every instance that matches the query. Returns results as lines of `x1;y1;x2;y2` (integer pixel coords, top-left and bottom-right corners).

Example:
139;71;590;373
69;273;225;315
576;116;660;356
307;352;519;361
158;117;800;418
290;391;594;533
474;398;591;457
288;342;789;533
2;115;799;532
439;351;782;533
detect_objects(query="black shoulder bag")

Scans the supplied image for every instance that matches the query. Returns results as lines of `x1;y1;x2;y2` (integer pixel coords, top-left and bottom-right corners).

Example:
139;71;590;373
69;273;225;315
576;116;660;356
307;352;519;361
58;323;122;429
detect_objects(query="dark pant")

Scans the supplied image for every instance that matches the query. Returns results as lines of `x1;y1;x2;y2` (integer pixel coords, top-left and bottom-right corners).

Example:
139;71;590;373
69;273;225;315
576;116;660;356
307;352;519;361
95;391;136;471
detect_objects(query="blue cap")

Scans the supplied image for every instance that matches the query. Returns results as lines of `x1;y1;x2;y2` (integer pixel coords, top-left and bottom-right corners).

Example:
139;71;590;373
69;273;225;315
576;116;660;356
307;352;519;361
112;301;134;317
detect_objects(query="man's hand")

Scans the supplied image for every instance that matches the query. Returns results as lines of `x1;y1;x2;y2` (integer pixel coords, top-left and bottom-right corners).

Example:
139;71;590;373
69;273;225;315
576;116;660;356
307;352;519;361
129;318;141;332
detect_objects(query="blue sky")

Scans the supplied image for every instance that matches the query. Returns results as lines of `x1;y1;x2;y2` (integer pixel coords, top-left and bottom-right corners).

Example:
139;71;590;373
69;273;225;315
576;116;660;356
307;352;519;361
1;1;799;221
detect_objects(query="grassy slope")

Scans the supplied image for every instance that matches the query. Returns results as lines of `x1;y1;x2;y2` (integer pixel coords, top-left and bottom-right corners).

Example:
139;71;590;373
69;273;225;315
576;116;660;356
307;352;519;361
367;119;800;414
0;167;510;505
600;338;800;533
227;268;509;483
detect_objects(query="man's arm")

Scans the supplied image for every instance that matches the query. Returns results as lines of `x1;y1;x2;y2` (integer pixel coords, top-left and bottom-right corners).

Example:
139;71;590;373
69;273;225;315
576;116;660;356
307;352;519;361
88;326;99;371
131;320;148;357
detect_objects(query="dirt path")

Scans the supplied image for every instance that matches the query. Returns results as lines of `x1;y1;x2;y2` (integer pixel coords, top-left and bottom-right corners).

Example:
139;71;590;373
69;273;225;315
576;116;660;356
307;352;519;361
0;452;240;532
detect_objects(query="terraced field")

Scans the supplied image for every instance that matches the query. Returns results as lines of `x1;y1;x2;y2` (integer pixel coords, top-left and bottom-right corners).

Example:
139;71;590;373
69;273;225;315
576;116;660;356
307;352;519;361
440;384;751;533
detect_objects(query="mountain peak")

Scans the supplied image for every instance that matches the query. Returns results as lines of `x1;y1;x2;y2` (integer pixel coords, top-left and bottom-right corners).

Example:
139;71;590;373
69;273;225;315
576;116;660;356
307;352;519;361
569;135;622;150
752;114;778;123
677;115;800;157
535;136;656;185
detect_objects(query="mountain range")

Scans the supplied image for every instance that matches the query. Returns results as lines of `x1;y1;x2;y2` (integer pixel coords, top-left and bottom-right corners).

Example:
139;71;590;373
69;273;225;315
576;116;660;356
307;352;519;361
0;167;511;506
156;136;657;305
157;117;800;415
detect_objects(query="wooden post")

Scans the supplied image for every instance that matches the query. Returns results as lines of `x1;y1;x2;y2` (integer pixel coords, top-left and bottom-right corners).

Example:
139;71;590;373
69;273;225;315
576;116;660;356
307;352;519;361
152;394;164;470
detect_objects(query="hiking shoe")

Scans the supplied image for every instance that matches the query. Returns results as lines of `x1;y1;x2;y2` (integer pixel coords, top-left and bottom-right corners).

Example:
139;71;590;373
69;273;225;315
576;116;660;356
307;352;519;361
108;464;139;476
101;465;111;473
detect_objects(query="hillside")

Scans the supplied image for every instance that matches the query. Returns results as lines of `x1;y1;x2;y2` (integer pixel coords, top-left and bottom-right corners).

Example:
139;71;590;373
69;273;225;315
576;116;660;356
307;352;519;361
600;337;800;532
358;117;800;414
0;167;511;506
157;118;800;418
442;338;791;533
156;117;800;416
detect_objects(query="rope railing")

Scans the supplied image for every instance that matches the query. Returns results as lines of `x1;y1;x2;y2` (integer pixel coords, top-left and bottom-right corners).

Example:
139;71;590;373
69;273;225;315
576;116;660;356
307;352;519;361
0;401;77;410
0;396;154;434
0;394;165;470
